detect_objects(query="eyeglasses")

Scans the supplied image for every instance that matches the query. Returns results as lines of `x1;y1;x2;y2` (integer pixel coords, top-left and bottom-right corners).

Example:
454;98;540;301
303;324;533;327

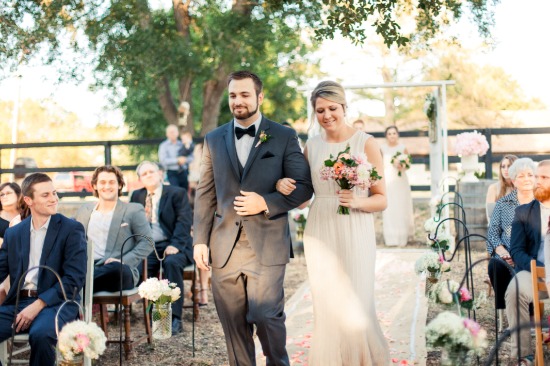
0;191;14;198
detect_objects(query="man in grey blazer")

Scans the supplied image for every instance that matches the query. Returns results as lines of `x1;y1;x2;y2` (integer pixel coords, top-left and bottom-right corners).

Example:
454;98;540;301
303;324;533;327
75;165;153;292
193;71;313;366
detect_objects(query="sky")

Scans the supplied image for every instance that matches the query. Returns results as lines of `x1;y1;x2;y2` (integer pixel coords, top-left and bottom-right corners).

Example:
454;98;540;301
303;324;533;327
0;0;548;130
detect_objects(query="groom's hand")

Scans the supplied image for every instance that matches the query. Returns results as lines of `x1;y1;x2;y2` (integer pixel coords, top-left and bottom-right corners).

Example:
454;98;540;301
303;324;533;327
234;191;268;216
194;244;210;271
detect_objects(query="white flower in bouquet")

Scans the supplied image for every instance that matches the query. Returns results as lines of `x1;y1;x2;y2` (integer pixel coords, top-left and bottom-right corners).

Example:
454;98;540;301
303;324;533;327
58;320;107;361
429;280;460;304
426;311;488;355
414;252;441;275
139;278;180;304
424;217;444;233
427;230;454;251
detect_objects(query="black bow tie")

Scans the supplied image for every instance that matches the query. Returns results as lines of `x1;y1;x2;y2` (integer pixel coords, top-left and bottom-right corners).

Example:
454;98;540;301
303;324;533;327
235;125;256;139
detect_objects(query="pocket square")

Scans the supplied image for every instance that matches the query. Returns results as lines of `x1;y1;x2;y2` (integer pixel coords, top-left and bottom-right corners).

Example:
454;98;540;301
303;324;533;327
261;151;275;159
121;223;129;227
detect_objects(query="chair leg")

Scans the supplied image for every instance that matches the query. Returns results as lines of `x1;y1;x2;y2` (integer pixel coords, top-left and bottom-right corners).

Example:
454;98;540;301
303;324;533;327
99;305;109;337
192;271;199;321
123;305;132;359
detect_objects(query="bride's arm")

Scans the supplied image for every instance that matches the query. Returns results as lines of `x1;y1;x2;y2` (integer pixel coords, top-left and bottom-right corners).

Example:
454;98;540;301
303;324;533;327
338;137;387;213
276;147;311;210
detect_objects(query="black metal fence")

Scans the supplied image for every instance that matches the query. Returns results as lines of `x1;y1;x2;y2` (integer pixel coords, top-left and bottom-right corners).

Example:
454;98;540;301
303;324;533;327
1;127;549;196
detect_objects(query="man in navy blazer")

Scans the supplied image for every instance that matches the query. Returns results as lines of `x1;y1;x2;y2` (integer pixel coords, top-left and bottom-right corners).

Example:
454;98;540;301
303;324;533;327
131;161;193;335
0;173;87;366
506;160;550;363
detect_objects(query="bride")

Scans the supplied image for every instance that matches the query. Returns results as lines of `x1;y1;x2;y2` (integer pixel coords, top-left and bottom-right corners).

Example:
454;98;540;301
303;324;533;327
277;81;390;365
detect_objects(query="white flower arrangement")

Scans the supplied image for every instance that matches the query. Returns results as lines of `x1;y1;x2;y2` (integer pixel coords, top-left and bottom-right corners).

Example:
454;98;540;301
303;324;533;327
415;252;451;275
426;311;488;356
429;280;460;304
58;320;107;361
454;130;489;157
424;217;444;234
138;277;181;305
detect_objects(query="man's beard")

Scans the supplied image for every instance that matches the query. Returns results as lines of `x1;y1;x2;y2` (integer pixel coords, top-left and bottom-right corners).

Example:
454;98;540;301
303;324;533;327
232;102;258;120
534;185;550;202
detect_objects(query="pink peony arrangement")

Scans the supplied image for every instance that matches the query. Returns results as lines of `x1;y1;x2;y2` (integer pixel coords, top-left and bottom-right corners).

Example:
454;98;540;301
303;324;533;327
454;131;489;157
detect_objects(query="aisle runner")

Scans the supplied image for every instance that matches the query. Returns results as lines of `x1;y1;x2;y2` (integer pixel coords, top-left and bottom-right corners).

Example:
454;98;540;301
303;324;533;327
255;249;428;366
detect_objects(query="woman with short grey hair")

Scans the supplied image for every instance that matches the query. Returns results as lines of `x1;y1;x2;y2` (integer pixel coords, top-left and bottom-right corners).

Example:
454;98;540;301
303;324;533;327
487;158;536;310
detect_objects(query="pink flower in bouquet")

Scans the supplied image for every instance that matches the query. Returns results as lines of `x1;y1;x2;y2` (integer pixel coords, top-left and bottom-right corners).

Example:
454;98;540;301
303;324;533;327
459;287;472;302
454;131;489;157
463;318;482;337
75;333;90;353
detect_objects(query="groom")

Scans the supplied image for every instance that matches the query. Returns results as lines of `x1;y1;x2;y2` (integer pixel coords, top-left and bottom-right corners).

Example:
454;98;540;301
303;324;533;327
193;70;313;366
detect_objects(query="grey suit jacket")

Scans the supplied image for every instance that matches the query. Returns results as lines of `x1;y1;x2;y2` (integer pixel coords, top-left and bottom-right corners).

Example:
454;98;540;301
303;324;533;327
193;117;314;268
74;200;153;286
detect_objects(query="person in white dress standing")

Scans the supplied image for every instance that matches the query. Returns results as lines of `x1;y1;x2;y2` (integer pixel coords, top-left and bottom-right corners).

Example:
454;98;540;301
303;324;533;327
277;81;390;365
381;125;414;247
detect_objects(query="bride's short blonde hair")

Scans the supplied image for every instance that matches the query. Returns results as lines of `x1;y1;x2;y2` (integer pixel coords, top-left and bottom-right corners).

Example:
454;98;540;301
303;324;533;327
310;81;347;111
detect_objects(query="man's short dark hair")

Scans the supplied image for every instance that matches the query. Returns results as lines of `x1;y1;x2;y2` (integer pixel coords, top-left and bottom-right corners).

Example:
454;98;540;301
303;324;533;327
227;71;263;96
21;173;52;199
91;165;125;198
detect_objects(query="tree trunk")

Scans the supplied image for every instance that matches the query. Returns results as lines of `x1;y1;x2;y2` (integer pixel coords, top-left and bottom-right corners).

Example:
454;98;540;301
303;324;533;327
381;65;395;126
200;66;229;136
157;76;178;125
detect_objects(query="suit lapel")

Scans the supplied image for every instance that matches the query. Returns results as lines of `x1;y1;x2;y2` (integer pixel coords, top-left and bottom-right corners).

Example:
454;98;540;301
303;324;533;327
38;214;61;280
224;121;241;180
532;201;542;252
158;186;168;221
242;118;270;180
19;218;32;276
105;200;125;259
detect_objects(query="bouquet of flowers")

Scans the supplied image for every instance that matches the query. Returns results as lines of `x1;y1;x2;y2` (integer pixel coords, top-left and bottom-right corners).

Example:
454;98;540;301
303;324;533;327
428;281;485;310
425;311;488;361
320;144;382;215
426;230;454;252
390;151;412;176
292;207;309;240
139;277;181;306
58;320;107;362
454;131;489;157
414;252;451;275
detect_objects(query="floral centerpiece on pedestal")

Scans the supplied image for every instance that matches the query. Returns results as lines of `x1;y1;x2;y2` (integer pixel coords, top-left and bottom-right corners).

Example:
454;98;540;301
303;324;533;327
390;151;412;177
426;311;488;365
454;131;489;182
58;320;107;365
138;278;181;340
292;207;309;241
320;144;382;215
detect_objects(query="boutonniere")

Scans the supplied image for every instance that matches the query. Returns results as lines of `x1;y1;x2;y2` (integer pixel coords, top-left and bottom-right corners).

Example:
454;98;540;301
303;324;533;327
255;130;272;148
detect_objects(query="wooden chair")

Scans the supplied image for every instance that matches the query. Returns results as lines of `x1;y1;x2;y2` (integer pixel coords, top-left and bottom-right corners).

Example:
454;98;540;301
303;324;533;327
93;259;152;359
530;259;550;365
183;264;200;320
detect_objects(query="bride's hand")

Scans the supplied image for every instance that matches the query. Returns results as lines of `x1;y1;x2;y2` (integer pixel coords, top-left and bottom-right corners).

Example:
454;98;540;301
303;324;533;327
276;178;296;196
338;189;361;209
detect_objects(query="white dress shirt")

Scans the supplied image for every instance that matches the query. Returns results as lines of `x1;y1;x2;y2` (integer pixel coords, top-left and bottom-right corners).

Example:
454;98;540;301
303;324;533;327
537;203;550;263
150;184;168;242
23;216;51;290
88;204;115;260
234;115;262;167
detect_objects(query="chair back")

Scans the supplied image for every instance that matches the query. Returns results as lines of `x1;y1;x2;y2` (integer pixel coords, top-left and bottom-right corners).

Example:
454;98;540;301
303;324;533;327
530;259;549;366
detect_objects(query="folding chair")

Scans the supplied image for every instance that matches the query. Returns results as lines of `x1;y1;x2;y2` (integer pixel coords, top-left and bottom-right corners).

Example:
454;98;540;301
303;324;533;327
531;259;550;365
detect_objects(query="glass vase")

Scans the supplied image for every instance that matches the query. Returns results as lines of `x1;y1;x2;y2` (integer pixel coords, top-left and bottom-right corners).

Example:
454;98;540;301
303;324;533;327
425;270;441;295
58;354;84;366
152;302;172;340
441;348;470;366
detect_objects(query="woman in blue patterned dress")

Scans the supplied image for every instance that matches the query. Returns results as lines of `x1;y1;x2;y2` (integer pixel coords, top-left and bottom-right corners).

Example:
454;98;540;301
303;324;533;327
487;158;536;309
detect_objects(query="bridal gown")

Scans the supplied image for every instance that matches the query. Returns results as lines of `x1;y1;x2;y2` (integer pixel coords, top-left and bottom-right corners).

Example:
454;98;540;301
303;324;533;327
380;143;414;247
303;131;390;365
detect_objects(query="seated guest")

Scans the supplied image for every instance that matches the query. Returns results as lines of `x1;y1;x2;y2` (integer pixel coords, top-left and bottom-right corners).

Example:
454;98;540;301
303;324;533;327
75;165;152;293
506;160;550;365
486;154;518;221
131;161;193;335
0;173;87;366
487;158;536;309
